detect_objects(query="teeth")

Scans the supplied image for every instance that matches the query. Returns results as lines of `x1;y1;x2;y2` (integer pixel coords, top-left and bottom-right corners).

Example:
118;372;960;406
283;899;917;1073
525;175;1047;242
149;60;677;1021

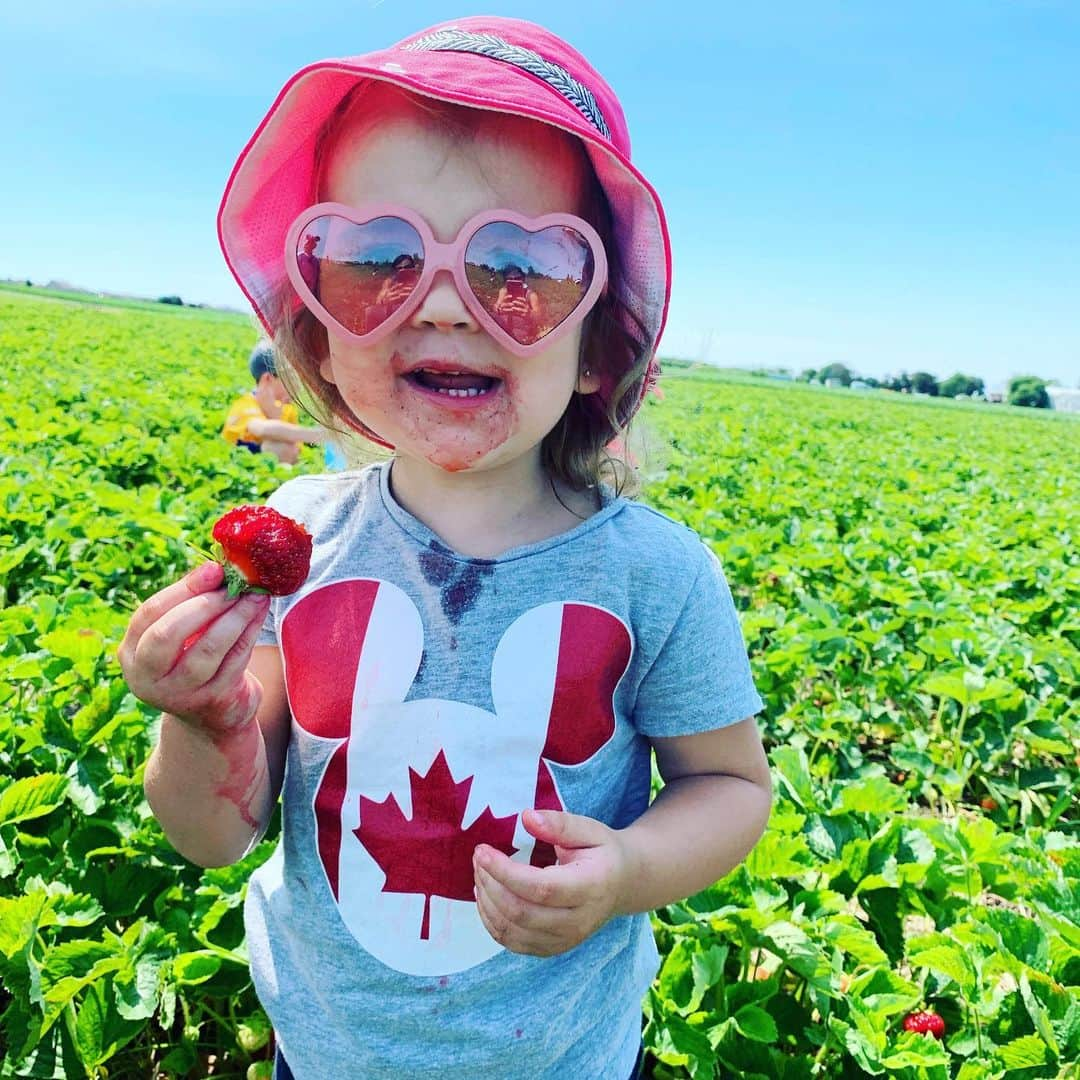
435;387;487;397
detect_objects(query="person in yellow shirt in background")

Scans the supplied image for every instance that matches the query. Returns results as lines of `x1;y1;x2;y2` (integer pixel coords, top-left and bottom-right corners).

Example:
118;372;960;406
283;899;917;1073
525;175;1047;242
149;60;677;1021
222;343;327;465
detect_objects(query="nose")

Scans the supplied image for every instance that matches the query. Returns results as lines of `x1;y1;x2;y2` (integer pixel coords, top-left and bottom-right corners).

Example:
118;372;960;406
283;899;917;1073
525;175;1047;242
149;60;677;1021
408;271;480;335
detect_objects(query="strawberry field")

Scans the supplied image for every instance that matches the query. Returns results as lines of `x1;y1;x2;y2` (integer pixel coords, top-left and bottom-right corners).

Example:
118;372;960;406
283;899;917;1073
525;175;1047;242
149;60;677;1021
1;284;1077;1078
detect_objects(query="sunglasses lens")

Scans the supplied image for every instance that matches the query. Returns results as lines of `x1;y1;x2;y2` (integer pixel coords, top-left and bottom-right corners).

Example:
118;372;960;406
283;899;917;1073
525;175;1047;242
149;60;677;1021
465;222;596;346
295;215;424;335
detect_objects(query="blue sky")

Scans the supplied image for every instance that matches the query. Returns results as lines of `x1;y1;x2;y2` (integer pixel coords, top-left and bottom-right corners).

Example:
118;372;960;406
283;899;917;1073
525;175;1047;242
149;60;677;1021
3;1;1078;389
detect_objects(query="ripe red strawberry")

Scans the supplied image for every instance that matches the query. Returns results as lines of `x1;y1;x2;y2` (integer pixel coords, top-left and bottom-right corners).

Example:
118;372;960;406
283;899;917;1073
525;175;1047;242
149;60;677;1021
902;1011;946;1039
211;505;312;597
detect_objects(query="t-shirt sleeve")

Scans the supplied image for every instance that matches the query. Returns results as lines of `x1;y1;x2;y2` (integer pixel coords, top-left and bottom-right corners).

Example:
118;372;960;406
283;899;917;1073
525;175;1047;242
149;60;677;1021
631;543;765;738
222;396;260;444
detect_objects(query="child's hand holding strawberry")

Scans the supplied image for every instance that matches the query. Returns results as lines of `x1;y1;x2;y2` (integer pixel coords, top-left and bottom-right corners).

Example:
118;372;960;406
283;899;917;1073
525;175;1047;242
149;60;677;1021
118;506;311;867
118;505;311;733
117;560;271;734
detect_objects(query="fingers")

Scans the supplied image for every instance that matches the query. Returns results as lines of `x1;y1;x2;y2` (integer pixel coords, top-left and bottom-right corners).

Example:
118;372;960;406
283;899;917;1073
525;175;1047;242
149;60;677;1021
117;563;274;730
474;863;567;932
172;593;270;685
474;867;568;956
211;597;273;689
473;845;582;907
130;588;246;683
121;562;224;649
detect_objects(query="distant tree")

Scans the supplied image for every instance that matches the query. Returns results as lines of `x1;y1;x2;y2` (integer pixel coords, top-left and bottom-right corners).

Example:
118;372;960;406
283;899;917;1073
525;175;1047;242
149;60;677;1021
940;373;985;398
158;295;184;306
799;368;818;383
882;371;911;392
1007;375;1050;409
25;280;32;287
911;371;939;396
862;376;880;388
818;363;852;386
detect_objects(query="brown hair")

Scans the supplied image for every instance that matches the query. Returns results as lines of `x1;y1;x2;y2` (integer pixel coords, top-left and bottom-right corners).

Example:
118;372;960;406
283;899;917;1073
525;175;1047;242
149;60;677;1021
271;83;655;495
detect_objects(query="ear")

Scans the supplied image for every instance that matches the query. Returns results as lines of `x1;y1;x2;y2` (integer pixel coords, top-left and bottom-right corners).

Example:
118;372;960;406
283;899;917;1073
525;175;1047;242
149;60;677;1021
576;367;601;396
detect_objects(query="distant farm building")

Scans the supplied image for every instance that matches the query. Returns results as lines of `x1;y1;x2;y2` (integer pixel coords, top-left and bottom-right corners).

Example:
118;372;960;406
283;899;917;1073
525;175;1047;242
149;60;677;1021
1047;386;1080;414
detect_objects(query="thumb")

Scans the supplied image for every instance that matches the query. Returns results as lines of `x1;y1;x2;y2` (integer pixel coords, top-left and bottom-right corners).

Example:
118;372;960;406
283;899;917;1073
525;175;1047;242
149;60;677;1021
522;809;609;850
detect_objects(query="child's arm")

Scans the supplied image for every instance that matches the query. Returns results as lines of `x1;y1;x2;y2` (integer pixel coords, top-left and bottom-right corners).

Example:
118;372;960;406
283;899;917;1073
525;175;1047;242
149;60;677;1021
614;718;771;912
472;719;771;957
245;417;327;446
118;563;291;867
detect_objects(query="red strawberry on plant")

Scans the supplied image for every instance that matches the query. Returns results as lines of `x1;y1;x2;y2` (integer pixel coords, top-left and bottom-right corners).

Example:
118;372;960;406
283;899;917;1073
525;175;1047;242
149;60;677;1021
902;1011;946;1039
211;505;312;597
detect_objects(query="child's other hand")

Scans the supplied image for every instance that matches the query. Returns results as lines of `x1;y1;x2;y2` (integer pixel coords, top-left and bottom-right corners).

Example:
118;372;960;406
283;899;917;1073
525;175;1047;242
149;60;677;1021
472;809;631;957
117;562;271;734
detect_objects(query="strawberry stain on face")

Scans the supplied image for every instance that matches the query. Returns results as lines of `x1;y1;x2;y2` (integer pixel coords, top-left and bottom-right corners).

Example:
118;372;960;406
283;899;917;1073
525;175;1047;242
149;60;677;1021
330;359;520;473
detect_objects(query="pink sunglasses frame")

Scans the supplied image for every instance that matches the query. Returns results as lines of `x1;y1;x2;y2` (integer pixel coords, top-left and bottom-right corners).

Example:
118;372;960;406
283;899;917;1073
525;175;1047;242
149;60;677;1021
284;203;609;358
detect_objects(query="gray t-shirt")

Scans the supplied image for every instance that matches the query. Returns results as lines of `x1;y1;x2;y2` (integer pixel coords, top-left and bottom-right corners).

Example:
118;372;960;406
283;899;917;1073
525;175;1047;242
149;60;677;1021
246;461;765;1078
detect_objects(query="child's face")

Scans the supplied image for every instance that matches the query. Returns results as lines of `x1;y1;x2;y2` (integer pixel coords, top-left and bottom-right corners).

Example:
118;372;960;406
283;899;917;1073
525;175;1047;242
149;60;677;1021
317;107;597;476
258;372;289;403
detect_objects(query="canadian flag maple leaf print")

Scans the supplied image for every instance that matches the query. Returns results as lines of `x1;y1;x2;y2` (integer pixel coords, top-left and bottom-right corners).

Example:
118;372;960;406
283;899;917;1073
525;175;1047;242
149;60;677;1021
354;750;518;940
279;578;632;975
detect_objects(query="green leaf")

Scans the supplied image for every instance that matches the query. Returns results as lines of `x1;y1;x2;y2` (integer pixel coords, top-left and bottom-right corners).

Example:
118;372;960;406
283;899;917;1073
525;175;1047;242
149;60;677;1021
40;627;105;681
848;966;921;1018
880;1030;950;1069
73;979;141;1069
906;939;977;993
996;1033;1051;1069
829;1015;885;1075
770;745;816;811
0;774;68;825
115;967;160;1021
745;829;812;879
732;1003;778;1043
1019;973;1060;1056
43;939;118;982
823;921;888;966
652;1013;717;1069
0;891;49;958
688;944;728;1014
160;1042;199;1074
49;892;104;929
922;671;974;705
859;888;905;966
171;950;222;985
836;773;908;816
761;921;832;988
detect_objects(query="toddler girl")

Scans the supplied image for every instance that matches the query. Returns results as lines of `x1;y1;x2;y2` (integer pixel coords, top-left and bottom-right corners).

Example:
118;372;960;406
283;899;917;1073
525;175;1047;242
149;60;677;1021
119;17;771;1078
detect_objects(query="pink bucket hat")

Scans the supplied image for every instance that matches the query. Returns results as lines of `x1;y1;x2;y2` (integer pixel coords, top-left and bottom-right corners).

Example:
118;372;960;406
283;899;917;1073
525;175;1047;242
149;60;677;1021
218;16;671;392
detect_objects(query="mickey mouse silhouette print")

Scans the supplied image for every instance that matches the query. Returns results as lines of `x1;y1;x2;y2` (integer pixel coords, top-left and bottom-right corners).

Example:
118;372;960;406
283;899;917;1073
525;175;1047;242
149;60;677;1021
279;578;633;976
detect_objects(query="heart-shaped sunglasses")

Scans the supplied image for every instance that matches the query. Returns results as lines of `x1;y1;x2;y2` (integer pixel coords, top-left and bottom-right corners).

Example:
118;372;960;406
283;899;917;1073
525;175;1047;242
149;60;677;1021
284;204;608;357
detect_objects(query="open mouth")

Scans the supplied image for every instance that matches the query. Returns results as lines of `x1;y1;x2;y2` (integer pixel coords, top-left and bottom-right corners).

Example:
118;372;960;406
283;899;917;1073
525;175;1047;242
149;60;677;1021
404;368;501;398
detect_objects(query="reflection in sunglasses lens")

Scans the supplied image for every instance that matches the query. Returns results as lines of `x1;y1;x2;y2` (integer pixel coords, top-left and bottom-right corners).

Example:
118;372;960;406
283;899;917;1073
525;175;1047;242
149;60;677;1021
298;215;424;335
465;222;594;346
